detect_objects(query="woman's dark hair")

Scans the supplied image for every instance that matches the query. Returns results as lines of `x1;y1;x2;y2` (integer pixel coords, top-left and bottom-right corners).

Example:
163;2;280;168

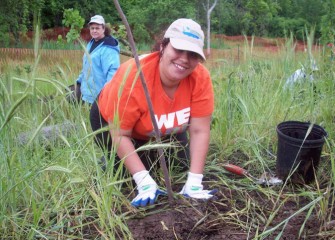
152;37;204;62
151;38;170;57
104;24;111;36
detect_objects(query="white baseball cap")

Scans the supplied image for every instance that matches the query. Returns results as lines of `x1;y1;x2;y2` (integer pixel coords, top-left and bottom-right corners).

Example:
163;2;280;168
164;18;205;60
89;15;105;25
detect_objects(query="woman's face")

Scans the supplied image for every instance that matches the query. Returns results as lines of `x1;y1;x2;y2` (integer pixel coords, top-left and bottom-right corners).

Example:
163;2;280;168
159;42;201;87
89;23;105;41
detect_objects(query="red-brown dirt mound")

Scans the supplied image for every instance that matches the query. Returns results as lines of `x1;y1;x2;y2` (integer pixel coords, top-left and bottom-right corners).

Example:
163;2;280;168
24;29;315;53
26;27;91;42
213;34;317;52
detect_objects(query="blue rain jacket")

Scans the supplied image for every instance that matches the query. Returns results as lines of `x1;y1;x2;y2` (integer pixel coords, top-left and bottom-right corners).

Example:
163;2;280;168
76;36;120;103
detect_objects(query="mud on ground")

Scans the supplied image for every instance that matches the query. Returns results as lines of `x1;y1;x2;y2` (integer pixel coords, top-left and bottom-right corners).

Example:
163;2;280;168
126;182;335;240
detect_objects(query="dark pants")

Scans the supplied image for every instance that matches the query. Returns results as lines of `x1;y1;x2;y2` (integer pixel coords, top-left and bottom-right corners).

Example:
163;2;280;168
89;101;190;173
66;83;84;104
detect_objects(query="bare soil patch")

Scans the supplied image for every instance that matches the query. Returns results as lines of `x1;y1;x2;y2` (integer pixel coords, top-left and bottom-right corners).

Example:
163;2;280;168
122;152;334;239
124;182;334;239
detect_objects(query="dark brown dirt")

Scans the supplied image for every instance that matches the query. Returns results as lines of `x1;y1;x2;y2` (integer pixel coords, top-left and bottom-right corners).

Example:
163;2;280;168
125;183;335;240
113;149;335;239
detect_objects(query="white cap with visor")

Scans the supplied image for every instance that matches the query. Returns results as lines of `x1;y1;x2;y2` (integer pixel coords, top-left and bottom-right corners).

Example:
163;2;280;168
164;18;205;60
89;15;105;25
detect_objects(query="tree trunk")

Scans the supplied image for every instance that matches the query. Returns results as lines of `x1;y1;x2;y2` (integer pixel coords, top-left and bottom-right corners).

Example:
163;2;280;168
205;0;218;57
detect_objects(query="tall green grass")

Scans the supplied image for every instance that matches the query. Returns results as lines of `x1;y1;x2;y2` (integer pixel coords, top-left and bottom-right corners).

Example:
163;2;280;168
0;29;334;239
208;33;335;238
0;28;133;239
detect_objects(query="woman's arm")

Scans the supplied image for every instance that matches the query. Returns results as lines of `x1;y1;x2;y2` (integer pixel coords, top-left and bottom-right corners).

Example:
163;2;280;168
179;115;216;199
110;128;146;175
110;127;164;207
103;48;120;84
188;115;212;174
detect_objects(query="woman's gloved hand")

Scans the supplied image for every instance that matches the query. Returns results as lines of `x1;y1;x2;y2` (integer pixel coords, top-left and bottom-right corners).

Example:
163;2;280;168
179;172;217;199
131;170;166;207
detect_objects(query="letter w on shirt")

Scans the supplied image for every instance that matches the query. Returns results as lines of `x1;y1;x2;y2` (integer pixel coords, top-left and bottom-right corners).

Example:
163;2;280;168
155;107;190;129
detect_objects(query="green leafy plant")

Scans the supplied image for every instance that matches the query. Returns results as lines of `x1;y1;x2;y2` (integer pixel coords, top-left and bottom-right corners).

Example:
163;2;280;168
62;8;85;43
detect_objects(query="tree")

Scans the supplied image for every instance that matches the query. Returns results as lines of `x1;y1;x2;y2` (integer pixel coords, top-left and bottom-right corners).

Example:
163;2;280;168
123;0;198;43
0;0;30;46
242;0;279;36
320;0;335;44
0;0;330;48
203;0;218;56
212;0;247;35
62;8;84;43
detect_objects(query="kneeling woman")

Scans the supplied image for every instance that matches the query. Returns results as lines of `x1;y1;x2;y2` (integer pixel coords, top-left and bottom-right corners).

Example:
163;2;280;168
90;18;216;207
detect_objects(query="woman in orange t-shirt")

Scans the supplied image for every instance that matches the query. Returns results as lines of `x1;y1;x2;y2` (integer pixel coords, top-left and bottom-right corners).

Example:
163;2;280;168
90;18;216;207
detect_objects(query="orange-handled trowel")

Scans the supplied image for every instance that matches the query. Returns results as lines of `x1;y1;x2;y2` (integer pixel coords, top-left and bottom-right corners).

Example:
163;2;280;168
223;164;282;186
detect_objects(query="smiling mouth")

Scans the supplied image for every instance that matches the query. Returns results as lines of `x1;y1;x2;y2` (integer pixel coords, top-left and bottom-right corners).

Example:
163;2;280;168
174;63;187;70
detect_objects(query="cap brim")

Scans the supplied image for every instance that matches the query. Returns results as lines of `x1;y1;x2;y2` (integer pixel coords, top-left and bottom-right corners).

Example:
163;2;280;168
170;38;206;60
89;20;104;25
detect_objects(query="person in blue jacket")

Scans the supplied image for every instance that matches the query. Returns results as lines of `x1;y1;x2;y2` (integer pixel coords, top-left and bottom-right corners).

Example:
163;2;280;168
75;15;120;104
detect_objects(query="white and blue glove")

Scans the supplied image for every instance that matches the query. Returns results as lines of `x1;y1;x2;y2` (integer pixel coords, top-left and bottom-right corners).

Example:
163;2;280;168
179;172;217;199
131;170;166;207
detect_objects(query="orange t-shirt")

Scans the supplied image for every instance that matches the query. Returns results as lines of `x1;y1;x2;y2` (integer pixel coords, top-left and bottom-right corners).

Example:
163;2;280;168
98;52;214;140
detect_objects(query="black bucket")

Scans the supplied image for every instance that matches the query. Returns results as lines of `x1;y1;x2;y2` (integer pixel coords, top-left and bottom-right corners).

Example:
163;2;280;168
276;121;327;184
